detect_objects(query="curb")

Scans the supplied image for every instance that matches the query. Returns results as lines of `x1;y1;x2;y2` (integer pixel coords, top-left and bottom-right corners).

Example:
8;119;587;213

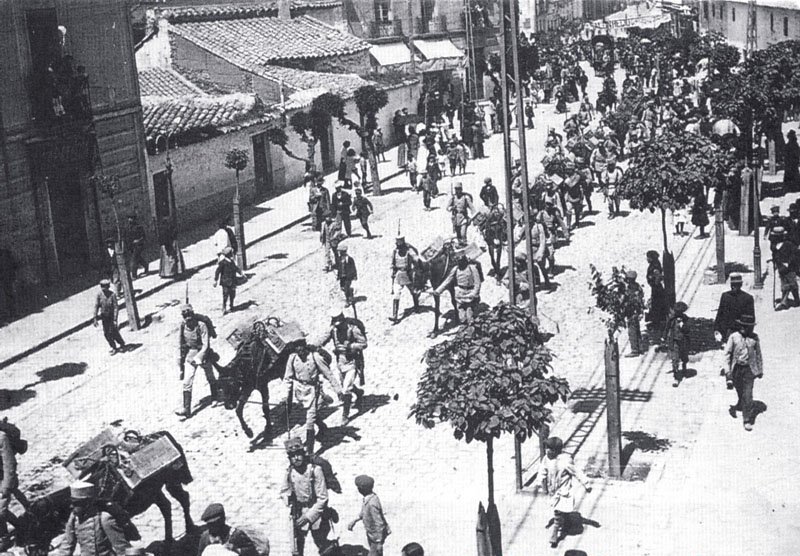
0;168;405;371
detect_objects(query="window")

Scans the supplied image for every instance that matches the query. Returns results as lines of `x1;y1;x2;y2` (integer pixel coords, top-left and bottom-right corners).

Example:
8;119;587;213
785;16;789;36
374;0;390;24
703;2;708;19
732;8;735;22
771;12;774;32
720;5;724;19
712;5;715;18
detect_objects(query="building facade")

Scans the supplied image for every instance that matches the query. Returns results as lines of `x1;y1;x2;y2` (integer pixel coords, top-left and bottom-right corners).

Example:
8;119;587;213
696;0;800;51
0;0;152;296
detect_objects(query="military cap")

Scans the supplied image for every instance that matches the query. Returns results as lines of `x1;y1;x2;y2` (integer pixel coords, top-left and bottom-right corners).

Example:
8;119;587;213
201;503;225;523
284;436;305;454
337;243;348;252
329;307;344;320
484;177;493;184
124;549;147;556
99;279;111;287
545;436;563;452
626;270;637;280
771;205;780;213
729;272;743;284
180;304;194;315
395;235;405;243
454;182;463;189
354;475;374;490
70;481;97;500
222;246;233;256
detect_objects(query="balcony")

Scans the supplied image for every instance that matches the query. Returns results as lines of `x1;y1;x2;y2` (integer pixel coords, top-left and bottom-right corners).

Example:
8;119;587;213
29;54;93;126
414;15;448;35
369;19;403;39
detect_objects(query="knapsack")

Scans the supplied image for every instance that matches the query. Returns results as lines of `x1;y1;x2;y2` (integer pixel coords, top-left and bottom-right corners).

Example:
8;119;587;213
310;456;342;494
181;313;217;339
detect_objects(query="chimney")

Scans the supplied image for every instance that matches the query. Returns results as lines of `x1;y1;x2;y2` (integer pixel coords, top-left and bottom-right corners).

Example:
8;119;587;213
278;0;291;19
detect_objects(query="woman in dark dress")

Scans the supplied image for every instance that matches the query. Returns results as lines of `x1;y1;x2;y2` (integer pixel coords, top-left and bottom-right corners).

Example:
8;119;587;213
158;217;185;279
690;193;710;238
645;250;668;335
784;130;800;192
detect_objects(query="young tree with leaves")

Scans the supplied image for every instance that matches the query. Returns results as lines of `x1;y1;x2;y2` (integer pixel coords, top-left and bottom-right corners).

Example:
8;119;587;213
618;130;733;306
224;148;249;270
589;265;646;351
312;86;389;195
411;302;569;529
264;108;331;172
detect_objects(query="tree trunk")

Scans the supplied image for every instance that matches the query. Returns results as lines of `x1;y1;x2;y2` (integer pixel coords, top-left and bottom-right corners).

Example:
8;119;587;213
233;173;247;270
364;135;382;195
486;437;495;505
660;208;676;308
604;336;622;478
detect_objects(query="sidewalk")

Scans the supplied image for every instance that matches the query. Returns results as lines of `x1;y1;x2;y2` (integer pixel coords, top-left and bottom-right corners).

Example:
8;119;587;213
0;150;404;370
497;177;800;555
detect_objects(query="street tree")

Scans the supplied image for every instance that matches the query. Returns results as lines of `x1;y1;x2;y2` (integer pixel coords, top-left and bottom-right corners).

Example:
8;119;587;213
264;108;331;172
588;265;645;478
312;86;388;194
90;172;140;330
618;130;734;307
411;302;569;550
224;148;249;270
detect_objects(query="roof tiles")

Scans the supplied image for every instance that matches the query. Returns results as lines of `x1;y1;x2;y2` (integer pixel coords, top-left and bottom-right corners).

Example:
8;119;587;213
169;14;369;64
162;1;341;23
138;67;205;97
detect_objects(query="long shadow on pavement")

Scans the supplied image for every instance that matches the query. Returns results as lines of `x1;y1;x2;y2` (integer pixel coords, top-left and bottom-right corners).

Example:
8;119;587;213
0;362;89;411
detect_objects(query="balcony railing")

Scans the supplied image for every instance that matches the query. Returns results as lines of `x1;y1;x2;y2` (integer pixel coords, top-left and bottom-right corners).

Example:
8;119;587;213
415;15;449;34
369;19;403;38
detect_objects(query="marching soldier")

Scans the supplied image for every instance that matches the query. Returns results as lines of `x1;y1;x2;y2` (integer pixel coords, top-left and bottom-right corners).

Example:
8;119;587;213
601;159;624;218
352;188;374;239
176;304;218;419
320;214;342;273
447;183;475;246
419;169;434;211
324;309;367;426
434;247;482;324
390;236;420;323
53;481;131;556
284;338;343;454
280;437;336;556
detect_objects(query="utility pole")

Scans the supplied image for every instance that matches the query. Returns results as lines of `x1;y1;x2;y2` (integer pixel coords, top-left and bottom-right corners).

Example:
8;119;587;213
407;0;416;74
745;0;763;289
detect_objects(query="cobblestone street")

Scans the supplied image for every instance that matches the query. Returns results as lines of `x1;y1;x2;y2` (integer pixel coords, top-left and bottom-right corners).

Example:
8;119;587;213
5;63;800;556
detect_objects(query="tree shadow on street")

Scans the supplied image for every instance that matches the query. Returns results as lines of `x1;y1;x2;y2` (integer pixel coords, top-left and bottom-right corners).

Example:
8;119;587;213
0;389;36;411
0;361;90;411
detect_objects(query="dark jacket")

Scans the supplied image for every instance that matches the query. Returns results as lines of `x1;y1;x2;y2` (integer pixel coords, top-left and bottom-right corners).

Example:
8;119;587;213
215;257;240;287
331;190;352;216
338;254;358;282
713;288;755;339
196;526;257;556
479;184;499;207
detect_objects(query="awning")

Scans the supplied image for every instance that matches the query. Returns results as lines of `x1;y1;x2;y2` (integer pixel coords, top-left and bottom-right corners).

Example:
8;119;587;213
413;38;463;61
369;42;413;66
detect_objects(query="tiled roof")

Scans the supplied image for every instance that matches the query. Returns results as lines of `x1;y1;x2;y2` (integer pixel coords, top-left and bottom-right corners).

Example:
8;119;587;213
141;93;275;143
258;65;371;95
138;67;205;97
162;1;341;23
170;14;369;64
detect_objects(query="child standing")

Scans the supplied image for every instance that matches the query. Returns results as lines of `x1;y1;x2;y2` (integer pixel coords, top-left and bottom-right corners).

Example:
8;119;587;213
664;301;690;387
348;475;391;556
213;247;245;314
456;140;469;175
437;149;448;177
673;206;688;236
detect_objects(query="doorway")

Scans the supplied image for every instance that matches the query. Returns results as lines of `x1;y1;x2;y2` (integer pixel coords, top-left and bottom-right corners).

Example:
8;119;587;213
252;132;273;196
153;170;171;221
318;118;335;173
46;168;90;276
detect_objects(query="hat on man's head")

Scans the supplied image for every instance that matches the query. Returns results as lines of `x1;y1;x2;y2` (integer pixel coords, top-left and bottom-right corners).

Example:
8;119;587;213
284;436;305;454
395;234;405;243
771;226;786;237
337;244;348;252
99;279;111;287
771;205;780;213
736;314;756;327
484;177;493;184
674;301;688;313
401;543;425;556
222;246;233;257
329;307;344;320
70;481;97;500
354;475;375;490
544;436;564;452
335;182;343;189
729;272;743;284
124;548;147;556
180;304;194;315
626;270;638;280
201;503;226;523
454;182;463;189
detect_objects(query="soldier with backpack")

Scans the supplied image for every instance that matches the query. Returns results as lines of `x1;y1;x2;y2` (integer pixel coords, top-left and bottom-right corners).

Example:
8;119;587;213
433;247;483;324
52;481;131;556
176;304;220;419
280;437;340;556
323;309;368;426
